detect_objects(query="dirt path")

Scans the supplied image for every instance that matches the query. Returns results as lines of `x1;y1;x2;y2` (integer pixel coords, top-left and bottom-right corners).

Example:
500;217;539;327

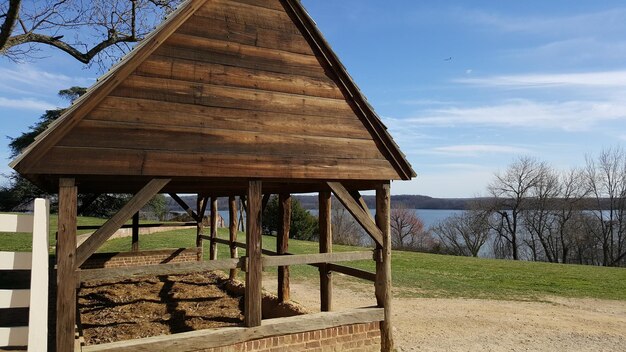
263;276;626;352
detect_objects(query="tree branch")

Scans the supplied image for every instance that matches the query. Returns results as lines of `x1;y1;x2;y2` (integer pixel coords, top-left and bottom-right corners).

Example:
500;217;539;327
0;0;21;50
5;31;138;64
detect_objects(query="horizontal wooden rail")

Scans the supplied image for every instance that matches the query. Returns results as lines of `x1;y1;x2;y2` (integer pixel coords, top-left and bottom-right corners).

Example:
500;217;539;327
0;214;34;233
212;237;276;256
82;307;384;352
0;326;28;347
0;252;32;270
76;222;196;230
327;263;376;282
211;238;375;280
79;259;241;282
0;289;30;309
262;251;373;268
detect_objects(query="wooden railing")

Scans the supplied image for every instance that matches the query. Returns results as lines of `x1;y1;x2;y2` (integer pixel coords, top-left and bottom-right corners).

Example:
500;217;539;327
0;199;50;351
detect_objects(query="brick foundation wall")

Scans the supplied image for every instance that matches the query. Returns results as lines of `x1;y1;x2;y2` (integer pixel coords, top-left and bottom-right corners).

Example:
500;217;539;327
198;322;381;352
80;248;198;269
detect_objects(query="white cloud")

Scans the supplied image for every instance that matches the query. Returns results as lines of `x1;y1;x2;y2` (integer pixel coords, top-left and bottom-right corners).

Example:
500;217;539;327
0;65;92;96
432;144;531;156
456;70;626;89
464;8;626;36
0;97;56;111
408;98;626;131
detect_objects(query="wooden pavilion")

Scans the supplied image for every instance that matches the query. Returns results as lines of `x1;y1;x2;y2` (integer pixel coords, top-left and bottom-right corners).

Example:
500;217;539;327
10;0;415;351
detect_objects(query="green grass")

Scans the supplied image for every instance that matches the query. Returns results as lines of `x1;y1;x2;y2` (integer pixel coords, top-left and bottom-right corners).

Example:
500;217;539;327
0;214;168;253
2;215;624;301
99;227;626;302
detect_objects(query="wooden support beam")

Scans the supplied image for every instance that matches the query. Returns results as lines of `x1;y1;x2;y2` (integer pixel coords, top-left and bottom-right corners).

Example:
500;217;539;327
229;196;239;280
245;180;263;327
76;179;170;267
81;307;384;352
327;182;383;246
277;193;291;303
79;259;241;283
262;251;372;267
238;195;246;232
350;190;374;221
262;193;271;213
196;195;208;261
210;197;218;260
57;178;77;352
131;212;139;252
319;191;332;312
375;182;394;352
169;193;199;222
327;264;376;282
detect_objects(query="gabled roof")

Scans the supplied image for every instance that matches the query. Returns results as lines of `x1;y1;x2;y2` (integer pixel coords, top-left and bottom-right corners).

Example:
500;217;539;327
10;0;415;191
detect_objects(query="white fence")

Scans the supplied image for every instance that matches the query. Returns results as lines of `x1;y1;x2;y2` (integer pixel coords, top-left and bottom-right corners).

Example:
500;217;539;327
0;198;50;351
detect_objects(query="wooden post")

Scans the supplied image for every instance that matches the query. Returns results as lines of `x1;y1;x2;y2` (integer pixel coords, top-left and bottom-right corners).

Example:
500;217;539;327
228;196;239;280
131;212;139;252
277;193;291;303
238;196;246;232
245;180;263;327
196;195;208;261
319;191;332;312
210;197;218;260
57;178;77;352
375;182;394;352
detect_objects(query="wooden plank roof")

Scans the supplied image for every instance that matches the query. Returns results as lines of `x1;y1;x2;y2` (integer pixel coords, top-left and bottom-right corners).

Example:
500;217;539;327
10;0;415;192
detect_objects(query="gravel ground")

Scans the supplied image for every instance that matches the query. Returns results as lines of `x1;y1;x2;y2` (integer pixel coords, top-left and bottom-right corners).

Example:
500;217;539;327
263;275;626;352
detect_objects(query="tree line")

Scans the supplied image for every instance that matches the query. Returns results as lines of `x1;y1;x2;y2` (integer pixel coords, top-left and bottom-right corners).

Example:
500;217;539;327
432;150;626;267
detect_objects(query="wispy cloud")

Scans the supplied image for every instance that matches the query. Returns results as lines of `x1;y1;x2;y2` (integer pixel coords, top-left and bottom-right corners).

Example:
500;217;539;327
456;70;626;89
0;97;56;111
0;65;92;96
407;98;626;132
432;144;531;156
464;8;626;36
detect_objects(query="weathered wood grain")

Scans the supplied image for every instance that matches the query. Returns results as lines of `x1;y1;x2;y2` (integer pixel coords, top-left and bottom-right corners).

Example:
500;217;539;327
245;180;262;327
88;96;371;139
277;193;291;302
376;182;394;352
262;251;372;267
209;197;218;260
34;146;399;180
319;191;332;312
136;56;342;99
57;178;77;352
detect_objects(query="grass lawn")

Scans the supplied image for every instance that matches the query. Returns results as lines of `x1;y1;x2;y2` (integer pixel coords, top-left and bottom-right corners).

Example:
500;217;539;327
0;214;169;252
2;214;624;301
99;227;626;302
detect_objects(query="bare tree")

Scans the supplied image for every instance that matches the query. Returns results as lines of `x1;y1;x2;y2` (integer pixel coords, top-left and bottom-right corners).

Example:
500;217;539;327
488;156;547;260
584;147;626;266
390;206;432;251
521;165;559;262
433;208;490;257
0;0;180;68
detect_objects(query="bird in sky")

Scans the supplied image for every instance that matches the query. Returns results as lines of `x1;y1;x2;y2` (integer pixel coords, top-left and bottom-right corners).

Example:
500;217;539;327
444;57;453;61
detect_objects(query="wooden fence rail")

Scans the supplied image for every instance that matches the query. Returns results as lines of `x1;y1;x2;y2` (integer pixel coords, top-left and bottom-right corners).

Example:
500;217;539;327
0;198;50;351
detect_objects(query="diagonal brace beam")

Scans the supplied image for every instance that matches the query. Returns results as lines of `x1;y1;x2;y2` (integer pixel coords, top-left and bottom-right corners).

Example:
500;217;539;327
169;193;199;222
76;179;171;267
327;182;383;246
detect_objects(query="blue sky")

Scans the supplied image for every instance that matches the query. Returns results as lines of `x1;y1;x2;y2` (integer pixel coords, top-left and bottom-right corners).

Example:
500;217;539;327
2;0;626;197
